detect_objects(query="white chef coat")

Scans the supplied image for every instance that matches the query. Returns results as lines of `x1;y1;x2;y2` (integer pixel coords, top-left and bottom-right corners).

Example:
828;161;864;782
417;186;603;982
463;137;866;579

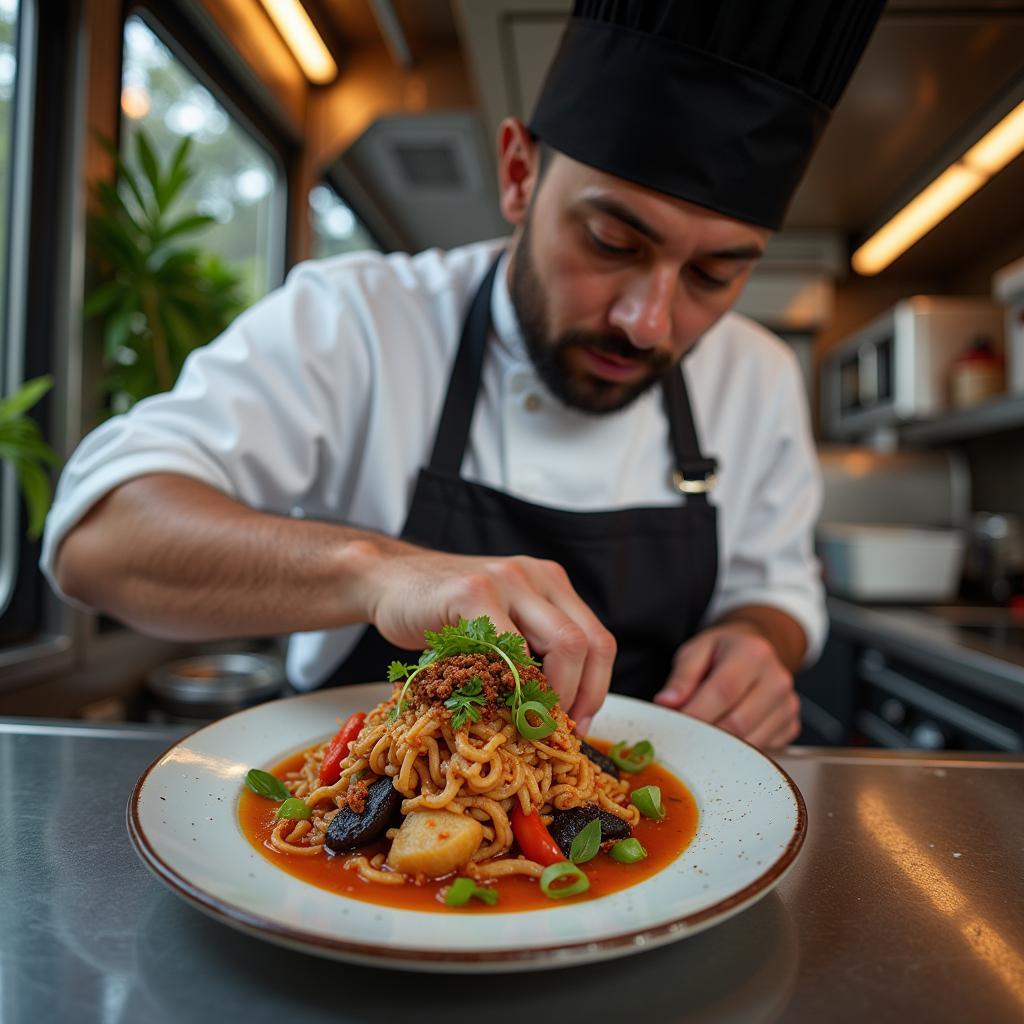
41;238;825;688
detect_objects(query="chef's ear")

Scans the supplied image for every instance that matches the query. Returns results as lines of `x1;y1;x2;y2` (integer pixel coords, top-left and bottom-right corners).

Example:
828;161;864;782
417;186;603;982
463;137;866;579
497;118;542;226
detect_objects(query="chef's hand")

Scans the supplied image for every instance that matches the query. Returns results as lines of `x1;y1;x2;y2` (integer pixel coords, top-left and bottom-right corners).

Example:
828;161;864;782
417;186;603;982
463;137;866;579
652;621;801;750
360;542;616;732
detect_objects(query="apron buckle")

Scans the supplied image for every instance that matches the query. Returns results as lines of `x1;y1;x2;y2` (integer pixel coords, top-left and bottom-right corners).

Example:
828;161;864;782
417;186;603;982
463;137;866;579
672;459;719;495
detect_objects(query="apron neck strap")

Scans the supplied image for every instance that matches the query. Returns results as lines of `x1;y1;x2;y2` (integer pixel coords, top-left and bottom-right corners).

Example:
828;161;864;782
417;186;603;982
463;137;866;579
428;257;501;475
661;366;718;503
429;254;718;499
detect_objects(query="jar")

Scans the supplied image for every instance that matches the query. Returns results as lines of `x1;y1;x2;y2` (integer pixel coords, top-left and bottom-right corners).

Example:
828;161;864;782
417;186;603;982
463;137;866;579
949;337;1004;409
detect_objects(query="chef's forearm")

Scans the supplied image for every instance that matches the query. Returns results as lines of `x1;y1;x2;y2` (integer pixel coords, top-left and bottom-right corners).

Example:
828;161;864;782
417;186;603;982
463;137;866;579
715;605;806;673
53;473;392;641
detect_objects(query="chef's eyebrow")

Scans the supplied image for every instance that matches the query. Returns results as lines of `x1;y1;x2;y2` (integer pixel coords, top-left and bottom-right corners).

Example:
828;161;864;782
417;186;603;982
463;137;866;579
580;196;765;260
581;196;665;244
704;243;765;261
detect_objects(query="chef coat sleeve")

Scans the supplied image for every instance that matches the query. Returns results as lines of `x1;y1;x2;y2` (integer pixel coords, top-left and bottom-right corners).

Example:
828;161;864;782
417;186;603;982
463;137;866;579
703;351;827;666
39;258;375;602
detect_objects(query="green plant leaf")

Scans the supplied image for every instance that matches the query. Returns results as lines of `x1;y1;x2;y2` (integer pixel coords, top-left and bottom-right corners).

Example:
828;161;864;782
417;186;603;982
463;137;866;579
0;437;59;466
86;129;245;407
96;181;147;239
115;153;152;223
155;213;216;247
14;459;52;539
102;306;138;362
0;376;53;421
134;130;162;211
89;213;142;268
82;280;125;320
161;136;194;209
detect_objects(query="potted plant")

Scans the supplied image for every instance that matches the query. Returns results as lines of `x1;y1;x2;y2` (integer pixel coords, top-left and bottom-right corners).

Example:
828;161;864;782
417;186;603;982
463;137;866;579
83;130;245;413
0;376;58;538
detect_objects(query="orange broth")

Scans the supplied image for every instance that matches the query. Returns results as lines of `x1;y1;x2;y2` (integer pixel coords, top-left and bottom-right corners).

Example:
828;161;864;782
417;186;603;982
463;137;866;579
238;739;699;913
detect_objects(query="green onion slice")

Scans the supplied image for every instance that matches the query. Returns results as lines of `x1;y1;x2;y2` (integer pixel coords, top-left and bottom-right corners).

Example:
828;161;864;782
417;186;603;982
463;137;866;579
444;877;498;907
244;768;291;801
515;700;557;740
275;797;312;821
630;784;666;820
608;739;655;772
569;818;602;864
609;838;648;864
539;861;591;900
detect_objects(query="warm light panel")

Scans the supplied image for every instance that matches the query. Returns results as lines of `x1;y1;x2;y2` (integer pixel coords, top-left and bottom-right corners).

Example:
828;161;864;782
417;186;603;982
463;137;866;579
964;101;1024;173
257;0;337;84
853;99;1024;276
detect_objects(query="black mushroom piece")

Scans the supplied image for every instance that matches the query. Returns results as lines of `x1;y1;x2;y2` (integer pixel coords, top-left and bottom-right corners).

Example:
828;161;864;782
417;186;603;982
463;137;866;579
579;739;620;780
547;804;632;857
324;775;402;854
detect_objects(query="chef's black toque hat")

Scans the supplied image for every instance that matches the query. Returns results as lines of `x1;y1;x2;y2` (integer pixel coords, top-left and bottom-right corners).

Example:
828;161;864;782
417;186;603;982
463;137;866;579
528;0;885;230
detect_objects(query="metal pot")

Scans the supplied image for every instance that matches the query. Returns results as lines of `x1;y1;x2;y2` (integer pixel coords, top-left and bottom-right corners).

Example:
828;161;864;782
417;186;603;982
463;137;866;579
146;652;286;722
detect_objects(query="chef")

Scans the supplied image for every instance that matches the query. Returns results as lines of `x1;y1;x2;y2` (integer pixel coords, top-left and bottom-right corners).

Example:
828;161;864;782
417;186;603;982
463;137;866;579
44;1;885;748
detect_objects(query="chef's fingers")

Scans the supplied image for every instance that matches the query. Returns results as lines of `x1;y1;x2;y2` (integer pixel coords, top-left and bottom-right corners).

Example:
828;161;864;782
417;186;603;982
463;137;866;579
710;663;795;742
744;691;802;751
507;592;592;712
443;556;596;711
676;654;758;724
515;558;616;736
654;634;717;709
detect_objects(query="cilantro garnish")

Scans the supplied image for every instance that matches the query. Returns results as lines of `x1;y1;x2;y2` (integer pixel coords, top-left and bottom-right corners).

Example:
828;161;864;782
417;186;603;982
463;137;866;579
444;676;487;730
504;678;558;713
386;615;547;738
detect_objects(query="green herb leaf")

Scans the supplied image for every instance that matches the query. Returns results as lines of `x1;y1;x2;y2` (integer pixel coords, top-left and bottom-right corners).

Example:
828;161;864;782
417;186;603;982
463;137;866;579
495;630;536;667
444;676;487;731
244;768;291;801
443;877;499;907
609;838;648;863
388;661;415;683
630;785;666;820
421;616;539;670
275;797;312;821
569;818;602;864
388;616;539;730
505;678;558;712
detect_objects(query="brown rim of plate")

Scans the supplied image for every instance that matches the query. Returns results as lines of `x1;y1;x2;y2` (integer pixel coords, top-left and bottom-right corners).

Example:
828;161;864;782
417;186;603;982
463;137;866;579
126;692;808;966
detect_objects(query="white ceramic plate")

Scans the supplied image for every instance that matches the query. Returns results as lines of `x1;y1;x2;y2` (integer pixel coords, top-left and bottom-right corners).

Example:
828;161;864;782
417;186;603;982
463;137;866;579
128;684;805;973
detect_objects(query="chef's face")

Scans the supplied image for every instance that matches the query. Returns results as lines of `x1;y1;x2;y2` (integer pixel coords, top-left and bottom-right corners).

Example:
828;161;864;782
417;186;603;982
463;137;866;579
499;120;769;414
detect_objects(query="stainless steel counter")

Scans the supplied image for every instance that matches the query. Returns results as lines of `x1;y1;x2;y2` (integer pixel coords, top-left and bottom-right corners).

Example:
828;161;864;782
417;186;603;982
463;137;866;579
2;720;1023;1023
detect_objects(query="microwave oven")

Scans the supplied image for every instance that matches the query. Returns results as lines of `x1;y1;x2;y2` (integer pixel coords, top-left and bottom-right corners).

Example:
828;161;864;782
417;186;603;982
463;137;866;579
821;296;1005;439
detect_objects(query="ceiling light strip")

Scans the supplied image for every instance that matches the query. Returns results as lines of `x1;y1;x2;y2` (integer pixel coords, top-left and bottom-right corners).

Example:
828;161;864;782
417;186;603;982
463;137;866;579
258;0;337;85
852;100;1024;276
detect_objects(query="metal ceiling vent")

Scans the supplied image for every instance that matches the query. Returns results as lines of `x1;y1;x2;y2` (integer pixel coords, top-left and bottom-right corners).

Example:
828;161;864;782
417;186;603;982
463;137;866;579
369;113;487;199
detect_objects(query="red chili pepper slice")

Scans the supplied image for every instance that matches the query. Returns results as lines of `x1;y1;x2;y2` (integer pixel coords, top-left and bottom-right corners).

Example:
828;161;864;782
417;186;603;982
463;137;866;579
317;712;366;786
510;805;563;866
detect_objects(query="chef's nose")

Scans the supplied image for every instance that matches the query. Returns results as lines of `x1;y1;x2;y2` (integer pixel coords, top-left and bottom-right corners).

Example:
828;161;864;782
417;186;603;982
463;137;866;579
607;266;675;349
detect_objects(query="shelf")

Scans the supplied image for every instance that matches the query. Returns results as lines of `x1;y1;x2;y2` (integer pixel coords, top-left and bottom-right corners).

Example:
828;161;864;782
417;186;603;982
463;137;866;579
899;393;1024;446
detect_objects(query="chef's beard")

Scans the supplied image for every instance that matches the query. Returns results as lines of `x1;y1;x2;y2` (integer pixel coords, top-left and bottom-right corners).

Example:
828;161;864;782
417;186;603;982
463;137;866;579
508;216;674;415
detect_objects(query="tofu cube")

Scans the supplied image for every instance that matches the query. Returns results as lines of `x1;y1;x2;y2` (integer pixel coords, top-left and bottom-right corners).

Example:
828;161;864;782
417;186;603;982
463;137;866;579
386;810;483;877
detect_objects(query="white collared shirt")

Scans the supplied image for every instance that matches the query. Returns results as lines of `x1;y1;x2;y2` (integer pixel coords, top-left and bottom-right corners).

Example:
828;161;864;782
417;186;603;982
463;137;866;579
42;239;825;688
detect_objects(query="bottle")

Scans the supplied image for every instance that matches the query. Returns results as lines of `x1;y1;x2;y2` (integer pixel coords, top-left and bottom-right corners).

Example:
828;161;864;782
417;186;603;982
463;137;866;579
949;336;1005;409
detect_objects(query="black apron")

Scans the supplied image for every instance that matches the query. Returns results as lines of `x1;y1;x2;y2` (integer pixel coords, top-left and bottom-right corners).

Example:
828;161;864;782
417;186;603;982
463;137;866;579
325;258;719;699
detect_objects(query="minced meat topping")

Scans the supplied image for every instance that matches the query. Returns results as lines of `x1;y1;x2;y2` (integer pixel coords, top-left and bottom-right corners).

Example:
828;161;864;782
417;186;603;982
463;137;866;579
344;778;370;814
405;653;550;717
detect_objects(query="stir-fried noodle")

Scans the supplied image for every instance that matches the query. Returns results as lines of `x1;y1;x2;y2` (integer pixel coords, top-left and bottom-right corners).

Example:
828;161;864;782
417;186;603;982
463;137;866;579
271;653;638;884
